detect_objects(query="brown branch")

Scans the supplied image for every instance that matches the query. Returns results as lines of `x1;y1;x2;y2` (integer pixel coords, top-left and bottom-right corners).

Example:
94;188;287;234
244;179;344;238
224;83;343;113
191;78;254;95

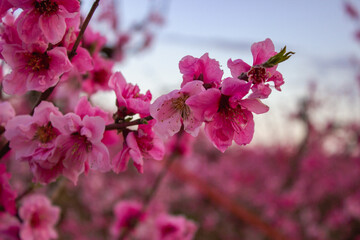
15;184;37;203
68;0;100;60
29;85;58;116
105;116;153;131
0;142;10;160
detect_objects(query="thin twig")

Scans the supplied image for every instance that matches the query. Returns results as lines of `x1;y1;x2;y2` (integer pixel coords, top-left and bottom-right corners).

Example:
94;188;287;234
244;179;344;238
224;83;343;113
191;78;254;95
15;184;37;203
29;85;58;116
0;142;10;159
68;0;100;60
105;116;153;131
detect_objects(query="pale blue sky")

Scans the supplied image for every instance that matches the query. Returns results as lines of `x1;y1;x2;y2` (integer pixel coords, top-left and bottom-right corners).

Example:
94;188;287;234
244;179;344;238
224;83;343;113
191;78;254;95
117;0;359;93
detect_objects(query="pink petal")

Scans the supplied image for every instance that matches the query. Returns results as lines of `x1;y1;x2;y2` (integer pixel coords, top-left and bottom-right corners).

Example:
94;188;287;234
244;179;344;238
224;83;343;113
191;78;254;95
227;58;251;78
57;0;80;14
50;113;81;135
126;132;145;173
204;114;234;152
71;47;93;73
82;116;105;143
39;14;66;44
88;143;110;172
32;101;62;125
251;38;276;65
183;114;202;137
269;71;284;91
180;80;204;96
186;88;221;121
112;145;131;174
47;47;72;78
108;72;127;107
30;159;63;184
248;84;272;99
233;110;254;145
147;136;165;160
2;71;27;95
16;9;41;43
221;77;251;98
240;98;269;114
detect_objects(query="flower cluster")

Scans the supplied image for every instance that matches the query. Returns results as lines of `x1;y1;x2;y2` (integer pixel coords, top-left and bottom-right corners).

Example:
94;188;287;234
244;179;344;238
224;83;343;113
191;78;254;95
151;39;292;152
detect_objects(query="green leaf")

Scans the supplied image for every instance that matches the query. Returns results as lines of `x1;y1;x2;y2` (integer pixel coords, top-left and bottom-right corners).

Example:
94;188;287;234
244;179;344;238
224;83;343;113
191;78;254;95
262;46;295;68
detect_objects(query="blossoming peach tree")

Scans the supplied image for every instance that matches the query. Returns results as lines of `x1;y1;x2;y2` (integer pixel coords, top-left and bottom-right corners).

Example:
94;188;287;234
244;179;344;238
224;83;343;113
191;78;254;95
0;0;293;239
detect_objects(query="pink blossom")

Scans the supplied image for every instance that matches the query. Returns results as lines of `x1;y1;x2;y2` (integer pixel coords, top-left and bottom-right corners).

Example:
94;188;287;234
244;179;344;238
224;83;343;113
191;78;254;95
111;200;145;237
0;164;17;215
112;120;165;174
165;131;195;157
69;47;93;73
0;12;31;58
82;27;107;56
74;96;119;145
19;194;60;240
14;0;80;44
50;112;111;184
58;13;80;50
0;101;15;127
156;214;197;240
1;43;72;94
4;101;63;183
82;54;113;94
109;71;152;117
187;78;269;152
0;213;20;240
4;101;61;161
150;81;205;138
179;53;223;89
227;38;284;99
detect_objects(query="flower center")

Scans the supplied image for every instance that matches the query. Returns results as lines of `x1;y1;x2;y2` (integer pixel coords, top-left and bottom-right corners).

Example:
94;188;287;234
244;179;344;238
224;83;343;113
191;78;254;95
34;122;57;143
34;0;59;15
218;94;248;131
247;65;270;84
171;94;190;120
93;69;110;85
30;212;42;228
71;133;93;153
161;224;177;237
136;134;153;152
27;52;50;72
218;94;232;113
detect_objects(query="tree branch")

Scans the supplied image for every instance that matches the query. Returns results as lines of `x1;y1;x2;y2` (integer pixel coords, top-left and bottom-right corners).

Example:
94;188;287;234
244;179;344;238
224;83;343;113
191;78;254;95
105;116;153;131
